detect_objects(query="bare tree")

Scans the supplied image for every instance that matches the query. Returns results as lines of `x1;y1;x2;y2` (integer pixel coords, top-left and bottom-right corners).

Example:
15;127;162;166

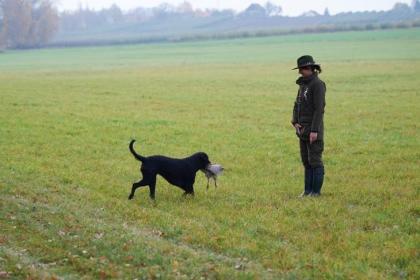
0;0;58;48
28;0;59;46
0;0;32;48
412;0;420;12
265;2;282;17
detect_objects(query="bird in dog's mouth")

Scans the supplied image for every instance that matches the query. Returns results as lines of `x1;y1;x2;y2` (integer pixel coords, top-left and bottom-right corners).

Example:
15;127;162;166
201;164;224;189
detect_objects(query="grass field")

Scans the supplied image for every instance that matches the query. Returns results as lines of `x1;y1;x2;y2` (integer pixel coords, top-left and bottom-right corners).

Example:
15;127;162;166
0;28;419;279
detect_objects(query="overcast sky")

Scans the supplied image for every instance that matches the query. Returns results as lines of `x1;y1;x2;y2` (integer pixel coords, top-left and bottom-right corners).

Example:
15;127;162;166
55;0;413;16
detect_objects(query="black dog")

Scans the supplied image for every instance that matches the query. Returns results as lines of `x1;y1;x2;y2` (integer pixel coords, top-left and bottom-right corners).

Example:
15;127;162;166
128;140;211;200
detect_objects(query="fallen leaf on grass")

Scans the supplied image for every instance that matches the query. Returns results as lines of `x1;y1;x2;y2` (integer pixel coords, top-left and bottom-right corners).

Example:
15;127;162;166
95;232;104;239
152;230;165;237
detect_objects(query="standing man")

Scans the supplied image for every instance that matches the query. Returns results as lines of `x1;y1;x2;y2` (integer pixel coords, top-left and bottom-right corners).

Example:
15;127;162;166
291;55;326;197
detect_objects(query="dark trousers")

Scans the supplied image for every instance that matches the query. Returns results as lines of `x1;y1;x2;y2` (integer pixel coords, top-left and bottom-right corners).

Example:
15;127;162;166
300;139;325;194
299;139;324;169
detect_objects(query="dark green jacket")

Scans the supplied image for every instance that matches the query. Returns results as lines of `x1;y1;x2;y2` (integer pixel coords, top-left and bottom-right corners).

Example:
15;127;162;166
292;74;326;140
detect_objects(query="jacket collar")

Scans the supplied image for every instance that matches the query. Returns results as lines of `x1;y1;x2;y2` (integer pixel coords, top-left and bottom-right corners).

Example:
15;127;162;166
296;73;318;85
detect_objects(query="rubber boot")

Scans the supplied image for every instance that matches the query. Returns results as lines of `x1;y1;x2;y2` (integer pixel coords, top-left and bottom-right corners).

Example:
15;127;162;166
311;167;324;196
299;167;313;197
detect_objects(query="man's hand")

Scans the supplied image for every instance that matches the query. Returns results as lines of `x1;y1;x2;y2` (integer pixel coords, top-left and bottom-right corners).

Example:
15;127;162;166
310;132;318;144
293;123;302;134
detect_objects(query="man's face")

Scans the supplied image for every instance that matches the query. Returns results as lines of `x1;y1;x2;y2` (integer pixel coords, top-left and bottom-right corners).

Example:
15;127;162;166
299;66;313;77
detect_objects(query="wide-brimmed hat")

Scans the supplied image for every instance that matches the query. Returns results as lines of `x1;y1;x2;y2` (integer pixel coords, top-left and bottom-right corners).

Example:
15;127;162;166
292;55;320;70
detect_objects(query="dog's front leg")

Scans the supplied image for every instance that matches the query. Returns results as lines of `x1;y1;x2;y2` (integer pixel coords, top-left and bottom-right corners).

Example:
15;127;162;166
182;191;195;197
183;185;195;197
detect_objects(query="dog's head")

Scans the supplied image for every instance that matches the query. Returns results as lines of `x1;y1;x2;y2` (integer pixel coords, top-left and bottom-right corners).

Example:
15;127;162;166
192;152;211;170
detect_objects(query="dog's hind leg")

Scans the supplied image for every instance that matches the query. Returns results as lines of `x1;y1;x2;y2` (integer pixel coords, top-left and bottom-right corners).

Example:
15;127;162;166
214;178;218;189
129;179;148;200
206;178;210;190
148;178;157;200
129;170;156;200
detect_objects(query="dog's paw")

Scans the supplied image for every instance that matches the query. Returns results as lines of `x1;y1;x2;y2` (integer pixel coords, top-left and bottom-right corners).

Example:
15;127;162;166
128;194;134;200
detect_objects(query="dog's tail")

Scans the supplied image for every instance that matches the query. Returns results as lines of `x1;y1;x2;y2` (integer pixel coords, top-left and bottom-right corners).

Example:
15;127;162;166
129;140;146;162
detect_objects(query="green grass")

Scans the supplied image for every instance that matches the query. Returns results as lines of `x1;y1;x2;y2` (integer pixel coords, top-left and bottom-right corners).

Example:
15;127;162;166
0;28;419;279
2;28;420;71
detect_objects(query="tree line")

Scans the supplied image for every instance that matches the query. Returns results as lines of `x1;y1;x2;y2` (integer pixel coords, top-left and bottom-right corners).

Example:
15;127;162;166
59;2;282;33
1;1;420;50
57;1;420;33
